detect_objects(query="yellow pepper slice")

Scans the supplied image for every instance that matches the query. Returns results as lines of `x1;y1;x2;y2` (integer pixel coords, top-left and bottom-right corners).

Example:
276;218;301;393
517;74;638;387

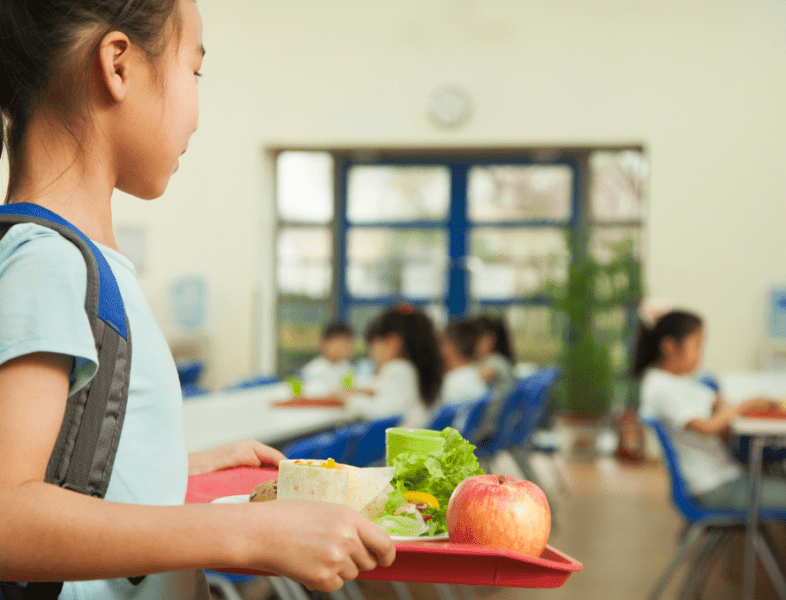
402;491;439;508
322;457;342;469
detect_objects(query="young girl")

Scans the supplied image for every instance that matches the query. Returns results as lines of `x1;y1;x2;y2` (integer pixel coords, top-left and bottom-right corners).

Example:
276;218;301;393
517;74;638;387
634;308;786;509
474;315;516;392
345;306;443;428
0;1;394;598
438;319;489;407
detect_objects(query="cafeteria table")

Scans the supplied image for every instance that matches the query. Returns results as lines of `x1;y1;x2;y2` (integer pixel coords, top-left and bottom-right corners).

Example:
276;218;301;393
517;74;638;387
182;383;359;452
730;414;786;600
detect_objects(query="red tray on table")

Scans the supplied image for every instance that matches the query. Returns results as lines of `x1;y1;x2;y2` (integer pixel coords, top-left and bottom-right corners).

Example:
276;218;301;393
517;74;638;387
186;467;582;588
744;410;786;419
270;398;344;408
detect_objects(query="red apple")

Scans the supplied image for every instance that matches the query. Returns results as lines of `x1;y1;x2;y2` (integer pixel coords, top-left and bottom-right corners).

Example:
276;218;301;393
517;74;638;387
446;474;550;558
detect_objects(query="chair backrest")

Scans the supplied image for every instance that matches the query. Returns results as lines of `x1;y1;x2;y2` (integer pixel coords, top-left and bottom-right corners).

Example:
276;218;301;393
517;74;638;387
454;392;492;442
508;366;560;448
640;417;745;523
426;403;463;432
345;414;403;467
282;431;339;460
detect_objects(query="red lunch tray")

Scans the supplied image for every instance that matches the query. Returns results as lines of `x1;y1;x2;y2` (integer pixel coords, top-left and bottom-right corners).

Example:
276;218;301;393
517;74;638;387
186;466;582;588
744;410;786;419
271;398;344;408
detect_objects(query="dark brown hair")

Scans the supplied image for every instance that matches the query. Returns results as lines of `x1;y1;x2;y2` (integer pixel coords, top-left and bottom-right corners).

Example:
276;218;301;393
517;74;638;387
631;310;703;379
0;0;183;200
444;318;483;361
365;307;444;407
476;315;516;362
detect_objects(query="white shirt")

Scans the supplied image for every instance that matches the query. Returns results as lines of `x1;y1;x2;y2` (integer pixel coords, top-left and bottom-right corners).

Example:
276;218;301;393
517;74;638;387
440;364;489;406
639;368;743;496
348;358;428;428
300;356;354;396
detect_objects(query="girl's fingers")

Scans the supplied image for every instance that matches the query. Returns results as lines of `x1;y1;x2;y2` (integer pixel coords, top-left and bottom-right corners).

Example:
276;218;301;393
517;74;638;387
357;521;396;568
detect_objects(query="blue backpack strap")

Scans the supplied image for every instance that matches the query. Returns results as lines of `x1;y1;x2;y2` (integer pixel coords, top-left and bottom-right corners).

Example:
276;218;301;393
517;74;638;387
0;203;131;498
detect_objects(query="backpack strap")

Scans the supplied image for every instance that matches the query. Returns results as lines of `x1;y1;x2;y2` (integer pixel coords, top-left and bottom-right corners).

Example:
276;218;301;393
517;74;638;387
0;203;131;498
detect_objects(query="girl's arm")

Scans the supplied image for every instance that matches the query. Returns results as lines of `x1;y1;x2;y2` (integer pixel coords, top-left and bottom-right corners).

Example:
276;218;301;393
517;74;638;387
188;439;286;476
686;396;781;437
0;352;394;591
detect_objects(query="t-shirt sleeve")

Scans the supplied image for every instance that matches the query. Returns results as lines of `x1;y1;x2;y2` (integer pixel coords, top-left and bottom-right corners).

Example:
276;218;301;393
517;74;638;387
0;224;98;395
642;372;715;430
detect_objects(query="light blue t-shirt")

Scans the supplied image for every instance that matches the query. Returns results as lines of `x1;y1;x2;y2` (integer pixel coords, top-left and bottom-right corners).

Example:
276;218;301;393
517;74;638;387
0;223;204;600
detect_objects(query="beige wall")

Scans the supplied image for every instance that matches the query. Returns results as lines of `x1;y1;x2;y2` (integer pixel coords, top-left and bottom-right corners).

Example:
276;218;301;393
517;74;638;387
6;0;786;386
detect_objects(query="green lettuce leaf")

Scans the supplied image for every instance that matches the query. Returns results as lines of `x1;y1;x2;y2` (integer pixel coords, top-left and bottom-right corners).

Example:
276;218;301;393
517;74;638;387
383;427;484;536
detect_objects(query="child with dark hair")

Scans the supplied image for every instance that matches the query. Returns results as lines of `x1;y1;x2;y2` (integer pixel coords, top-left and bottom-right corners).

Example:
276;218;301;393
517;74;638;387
344;306;443;428
474;315;516;391
0;0;394;595
300;322;355;396
438;319;488;406
636;305;786;509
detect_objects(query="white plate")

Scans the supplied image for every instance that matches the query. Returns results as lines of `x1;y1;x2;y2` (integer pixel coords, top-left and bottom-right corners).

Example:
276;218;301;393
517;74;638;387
391;532;449;542
212;494;251;504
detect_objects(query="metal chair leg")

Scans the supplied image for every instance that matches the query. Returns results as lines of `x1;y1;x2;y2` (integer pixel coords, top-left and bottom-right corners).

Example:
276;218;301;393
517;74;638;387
646;524;704;600
390;581;415;600
677;528;724;600
755;531;786;600
341;580;365;600
205;573;246;600
434;583;461;600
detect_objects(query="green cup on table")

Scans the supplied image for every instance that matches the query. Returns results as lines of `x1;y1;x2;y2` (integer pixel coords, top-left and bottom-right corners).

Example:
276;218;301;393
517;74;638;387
385;427;446;466
288;377;303;397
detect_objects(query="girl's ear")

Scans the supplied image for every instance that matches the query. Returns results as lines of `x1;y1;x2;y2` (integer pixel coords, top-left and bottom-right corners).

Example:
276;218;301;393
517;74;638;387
659;336;677;360
389;333;405;359
97;31;134;102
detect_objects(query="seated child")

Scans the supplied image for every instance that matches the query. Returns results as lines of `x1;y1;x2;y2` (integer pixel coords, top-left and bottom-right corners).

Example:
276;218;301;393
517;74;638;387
439;319;489;406
474;315;516;392
344;305;443;428
635;307;786;509
299;322;355;396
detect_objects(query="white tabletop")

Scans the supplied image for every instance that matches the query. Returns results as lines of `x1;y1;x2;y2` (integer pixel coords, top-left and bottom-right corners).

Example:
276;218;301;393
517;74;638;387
182;383;358;452
731;416;786;437
718;371;786;404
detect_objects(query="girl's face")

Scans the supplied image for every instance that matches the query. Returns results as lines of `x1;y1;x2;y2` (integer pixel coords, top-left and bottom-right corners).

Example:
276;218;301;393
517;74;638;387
115;0;204;199
369;334;403;367
663;327;705;375
475;332;496;359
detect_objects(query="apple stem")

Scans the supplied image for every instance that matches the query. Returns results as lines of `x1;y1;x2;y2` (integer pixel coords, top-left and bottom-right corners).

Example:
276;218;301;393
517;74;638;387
498;475;505;485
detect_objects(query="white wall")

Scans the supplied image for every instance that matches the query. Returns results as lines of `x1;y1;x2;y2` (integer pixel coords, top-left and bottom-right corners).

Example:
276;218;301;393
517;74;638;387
8;0;786;386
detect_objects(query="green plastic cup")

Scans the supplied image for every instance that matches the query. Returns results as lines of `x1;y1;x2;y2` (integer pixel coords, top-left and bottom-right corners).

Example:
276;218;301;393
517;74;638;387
288;377;303;397
385;427;446;466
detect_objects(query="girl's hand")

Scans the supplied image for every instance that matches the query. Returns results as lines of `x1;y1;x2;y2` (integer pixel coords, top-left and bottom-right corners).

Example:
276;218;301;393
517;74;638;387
739;397;780;415
240;498;396;591
188;439;286;476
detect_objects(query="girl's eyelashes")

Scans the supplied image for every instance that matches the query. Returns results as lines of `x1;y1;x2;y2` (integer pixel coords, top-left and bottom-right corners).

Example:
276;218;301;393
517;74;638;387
195;71;203;78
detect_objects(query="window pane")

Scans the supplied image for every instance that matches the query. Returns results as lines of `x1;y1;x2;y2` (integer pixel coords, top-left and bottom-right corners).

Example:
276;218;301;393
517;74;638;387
277;226;332;297
589;227;643;265
470;229;569;299
590;151;648;222
277;298;331;376
347;228;448;298
468;165;572;222
347;166;450;223
277;151;334;223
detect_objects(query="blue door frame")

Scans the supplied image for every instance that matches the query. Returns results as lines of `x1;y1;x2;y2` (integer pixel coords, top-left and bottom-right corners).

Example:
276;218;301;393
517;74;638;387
336;157;581;323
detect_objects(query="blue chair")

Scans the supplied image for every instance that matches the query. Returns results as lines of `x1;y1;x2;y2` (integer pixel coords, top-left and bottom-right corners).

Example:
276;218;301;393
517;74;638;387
344;414;403;467
181;383;210;398
226;374;280;390
425;402;463;431
177;360;204;386
453;392;492;442
474;378;532;459
507;366;560;450
282;432;339;460
641;417;786;599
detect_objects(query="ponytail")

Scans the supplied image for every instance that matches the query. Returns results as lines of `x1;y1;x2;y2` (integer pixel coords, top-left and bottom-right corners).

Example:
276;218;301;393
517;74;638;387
365;306;444;407
631;310;703;379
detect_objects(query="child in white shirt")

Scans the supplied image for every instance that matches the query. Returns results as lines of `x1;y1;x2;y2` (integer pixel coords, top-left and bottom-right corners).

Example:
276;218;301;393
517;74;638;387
635;309;786;508
344;306;443;428
300;322;355;396
439;319;489;407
